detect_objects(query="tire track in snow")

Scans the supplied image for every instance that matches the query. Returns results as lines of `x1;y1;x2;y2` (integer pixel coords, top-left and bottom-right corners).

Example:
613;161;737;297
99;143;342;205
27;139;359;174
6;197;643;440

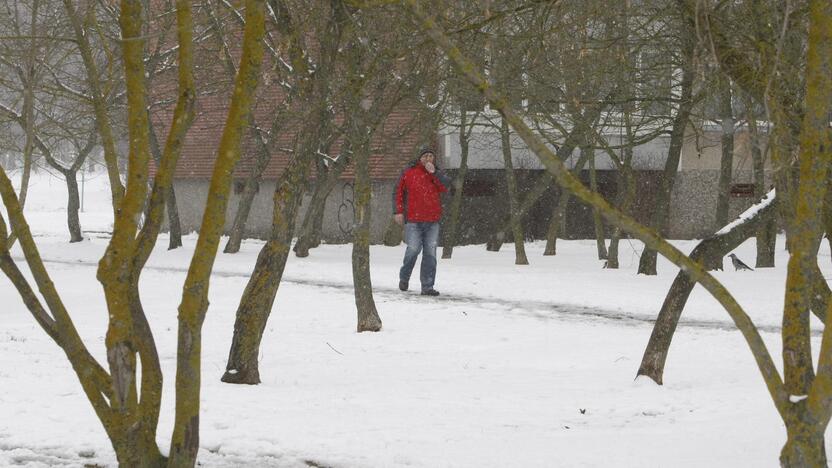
19;255;816;336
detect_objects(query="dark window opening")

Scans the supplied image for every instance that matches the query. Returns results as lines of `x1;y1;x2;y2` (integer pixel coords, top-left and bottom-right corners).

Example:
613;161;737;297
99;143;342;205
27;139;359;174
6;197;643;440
463;179;497;197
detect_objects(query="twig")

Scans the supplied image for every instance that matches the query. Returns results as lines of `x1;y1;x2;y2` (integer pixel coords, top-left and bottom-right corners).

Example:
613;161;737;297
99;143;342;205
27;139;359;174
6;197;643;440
326;342;344;356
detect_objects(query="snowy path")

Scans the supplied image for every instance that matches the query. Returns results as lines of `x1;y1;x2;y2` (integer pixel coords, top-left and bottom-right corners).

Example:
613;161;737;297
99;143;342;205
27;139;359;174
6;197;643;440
16;252;818;337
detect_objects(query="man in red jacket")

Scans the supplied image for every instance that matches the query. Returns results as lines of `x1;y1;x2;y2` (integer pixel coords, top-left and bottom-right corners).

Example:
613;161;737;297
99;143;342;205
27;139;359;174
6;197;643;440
393;147;449;296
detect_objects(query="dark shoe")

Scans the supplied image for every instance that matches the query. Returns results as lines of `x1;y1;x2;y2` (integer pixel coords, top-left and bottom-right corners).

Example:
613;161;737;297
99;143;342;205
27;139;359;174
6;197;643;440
399;280;409;291
421;289;440;296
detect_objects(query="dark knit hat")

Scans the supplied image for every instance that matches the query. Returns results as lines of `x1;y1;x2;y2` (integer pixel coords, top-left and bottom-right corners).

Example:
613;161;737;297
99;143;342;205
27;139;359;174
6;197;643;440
418;146;436;157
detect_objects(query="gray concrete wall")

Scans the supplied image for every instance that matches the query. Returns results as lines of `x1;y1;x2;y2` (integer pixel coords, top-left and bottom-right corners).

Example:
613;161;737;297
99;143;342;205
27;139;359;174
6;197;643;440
668;170;770;239
440;128;672;171
172;179;397;243
173;168;773;243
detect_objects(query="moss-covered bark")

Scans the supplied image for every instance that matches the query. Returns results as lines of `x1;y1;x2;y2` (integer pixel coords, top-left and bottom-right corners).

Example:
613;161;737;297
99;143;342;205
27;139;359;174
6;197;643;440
351;139;382;332
222;153;310;384
0;167;119;461
776;5;832;463
169;0;265;463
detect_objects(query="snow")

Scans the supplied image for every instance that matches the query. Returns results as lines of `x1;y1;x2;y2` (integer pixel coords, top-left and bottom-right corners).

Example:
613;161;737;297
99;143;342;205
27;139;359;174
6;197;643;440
1;170;830;467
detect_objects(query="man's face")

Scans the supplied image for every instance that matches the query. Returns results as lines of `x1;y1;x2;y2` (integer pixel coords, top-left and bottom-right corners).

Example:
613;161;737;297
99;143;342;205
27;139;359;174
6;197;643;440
420;153;435;166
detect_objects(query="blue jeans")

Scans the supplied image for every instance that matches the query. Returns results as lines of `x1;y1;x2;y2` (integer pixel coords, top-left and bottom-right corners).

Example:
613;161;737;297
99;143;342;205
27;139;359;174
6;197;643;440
400;222;440;291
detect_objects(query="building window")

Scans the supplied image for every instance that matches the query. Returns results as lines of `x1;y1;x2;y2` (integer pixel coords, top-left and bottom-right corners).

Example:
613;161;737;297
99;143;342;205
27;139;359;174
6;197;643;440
729;183;755;198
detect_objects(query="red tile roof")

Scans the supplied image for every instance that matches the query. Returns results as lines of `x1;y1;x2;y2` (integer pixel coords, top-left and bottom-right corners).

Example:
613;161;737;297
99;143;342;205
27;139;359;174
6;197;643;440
152;71;430;181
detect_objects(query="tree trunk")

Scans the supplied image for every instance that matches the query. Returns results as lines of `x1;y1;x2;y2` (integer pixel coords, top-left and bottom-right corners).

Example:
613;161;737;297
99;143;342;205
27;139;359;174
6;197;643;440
222;0;346;384
165;185;183;249
224;178;261;254
746;104;776;267
65;170;84;243
500;117;528;265
826;176;832;262
224;122;280;254
168;0;265;462
606;218;621;268
111;434;166;468
222;155;308;384
543;149;592;256
442;109;472;259
779;3;832;464
14;0;39;239
6;142;34;250
294;194;326;257
780;407;827;468
148;112;184;249
486;230;505;252
606;164;635;269
637;192;777;383
638;39;695;275
587;145;607;260
543;190;569;256
221;239;290;385
715;76;734;230
352;141;382;332
112;284;166;467
295;154;349;257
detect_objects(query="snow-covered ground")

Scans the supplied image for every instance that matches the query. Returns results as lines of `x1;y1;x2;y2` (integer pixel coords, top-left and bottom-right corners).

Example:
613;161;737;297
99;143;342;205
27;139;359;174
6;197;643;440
1;170;830;467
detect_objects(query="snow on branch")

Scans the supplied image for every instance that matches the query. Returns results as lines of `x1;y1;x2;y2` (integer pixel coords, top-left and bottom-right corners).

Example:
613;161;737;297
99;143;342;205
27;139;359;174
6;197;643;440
714;189;776;236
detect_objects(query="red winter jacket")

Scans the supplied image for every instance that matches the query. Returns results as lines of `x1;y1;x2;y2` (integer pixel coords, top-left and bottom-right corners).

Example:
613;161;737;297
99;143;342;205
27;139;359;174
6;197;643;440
395;163;448;223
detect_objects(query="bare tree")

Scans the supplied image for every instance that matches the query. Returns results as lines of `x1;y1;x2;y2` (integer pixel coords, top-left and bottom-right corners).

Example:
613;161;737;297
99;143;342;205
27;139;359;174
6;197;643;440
222;0;348;384
742;92;777;267
0;0;267;465
441;107;477;258
713;75;735;230
0;0;49;247
637;1;697;276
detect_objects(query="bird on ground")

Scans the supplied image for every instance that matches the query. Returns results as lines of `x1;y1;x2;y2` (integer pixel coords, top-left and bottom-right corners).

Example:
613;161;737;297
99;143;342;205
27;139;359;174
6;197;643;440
728;253;753;271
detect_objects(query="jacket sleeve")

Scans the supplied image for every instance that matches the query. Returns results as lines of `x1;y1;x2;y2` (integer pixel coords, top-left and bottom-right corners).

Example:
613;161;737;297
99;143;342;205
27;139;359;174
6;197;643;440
432;168;450;193
394;169;407;214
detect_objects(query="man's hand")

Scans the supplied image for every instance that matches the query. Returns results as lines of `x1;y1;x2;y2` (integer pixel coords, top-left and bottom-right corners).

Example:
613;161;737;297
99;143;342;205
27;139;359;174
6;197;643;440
394;213;404;225
423;161;435;173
